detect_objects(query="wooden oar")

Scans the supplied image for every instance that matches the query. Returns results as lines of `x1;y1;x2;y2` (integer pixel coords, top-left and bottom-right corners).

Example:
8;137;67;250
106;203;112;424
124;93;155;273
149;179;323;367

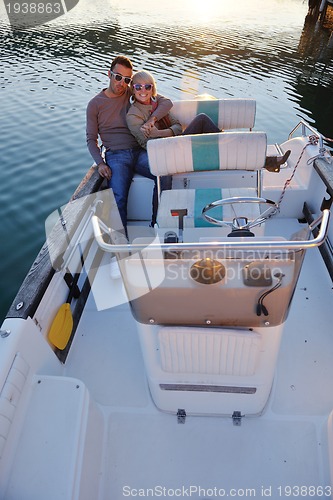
48;270;80;350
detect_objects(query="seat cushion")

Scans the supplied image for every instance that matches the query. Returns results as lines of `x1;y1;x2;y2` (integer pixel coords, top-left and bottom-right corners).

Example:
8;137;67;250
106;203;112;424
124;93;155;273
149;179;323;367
157;187;260;228
171;98;256;131
148;132;267;177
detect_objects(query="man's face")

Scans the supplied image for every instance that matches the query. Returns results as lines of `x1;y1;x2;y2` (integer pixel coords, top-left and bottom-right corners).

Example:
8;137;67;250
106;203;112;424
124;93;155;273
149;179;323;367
108;63;133;95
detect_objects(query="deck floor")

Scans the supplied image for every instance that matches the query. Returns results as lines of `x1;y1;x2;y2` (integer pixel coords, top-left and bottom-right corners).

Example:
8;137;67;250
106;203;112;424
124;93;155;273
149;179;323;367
64;219;333;499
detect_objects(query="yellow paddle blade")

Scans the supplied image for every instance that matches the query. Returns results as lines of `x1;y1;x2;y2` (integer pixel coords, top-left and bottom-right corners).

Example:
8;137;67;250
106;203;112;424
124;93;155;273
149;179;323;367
48;303;73;350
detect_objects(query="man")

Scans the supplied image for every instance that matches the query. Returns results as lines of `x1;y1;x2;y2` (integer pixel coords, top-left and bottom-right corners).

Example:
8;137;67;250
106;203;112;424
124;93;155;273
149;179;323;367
86;55;172;233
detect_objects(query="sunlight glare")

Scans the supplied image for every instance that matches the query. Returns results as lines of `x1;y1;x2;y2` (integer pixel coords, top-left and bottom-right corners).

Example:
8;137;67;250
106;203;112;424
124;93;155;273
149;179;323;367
183;0;241;24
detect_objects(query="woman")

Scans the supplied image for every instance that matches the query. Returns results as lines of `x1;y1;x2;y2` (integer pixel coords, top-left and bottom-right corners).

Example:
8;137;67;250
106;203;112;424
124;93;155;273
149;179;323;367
126;70;220;149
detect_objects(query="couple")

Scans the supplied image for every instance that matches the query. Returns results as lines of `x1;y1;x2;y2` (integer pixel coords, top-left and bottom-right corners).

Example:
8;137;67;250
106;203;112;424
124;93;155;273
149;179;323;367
86;55;289;234
86;54;218;234
86;55;169;235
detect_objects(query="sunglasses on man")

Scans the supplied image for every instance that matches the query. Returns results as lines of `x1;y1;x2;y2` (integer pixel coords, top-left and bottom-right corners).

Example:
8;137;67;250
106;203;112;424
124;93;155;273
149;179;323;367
110;71;132;85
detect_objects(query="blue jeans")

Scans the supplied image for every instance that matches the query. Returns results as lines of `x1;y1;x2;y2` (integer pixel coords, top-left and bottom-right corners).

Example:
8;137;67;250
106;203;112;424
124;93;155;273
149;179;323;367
105;148;171;231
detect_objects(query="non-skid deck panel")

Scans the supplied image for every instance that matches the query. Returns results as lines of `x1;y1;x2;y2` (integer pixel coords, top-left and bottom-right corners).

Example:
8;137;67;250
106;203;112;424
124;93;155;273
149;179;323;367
272;245;333;415
264;216;333;415
102;411;324;499
65;301;150;408
5;376;90;500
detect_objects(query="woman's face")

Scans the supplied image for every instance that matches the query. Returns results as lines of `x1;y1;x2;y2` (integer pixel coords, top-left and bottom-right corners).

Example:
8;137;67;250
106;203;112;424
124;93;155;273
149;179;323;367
132;80;153;105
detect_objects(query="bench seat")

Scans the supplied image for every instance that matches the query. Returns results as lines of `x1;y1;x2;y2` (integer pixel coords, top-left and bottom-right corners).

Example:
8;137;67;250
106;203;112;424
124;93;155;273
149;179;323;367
147;131;268;229
157;187;259;228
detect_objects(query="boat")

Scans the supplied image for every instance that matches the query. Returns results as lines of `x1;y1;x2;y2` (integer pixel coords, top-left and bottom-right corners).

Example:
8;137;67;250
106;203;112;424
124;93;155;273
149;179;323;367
1;97;333;499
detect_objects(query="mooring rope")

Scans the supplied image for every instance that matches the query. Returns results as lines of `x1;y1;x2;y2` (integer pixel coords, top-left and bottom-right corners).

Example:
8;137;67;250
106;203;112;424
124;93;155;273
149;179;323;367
276;134;320;209
323;135;333;143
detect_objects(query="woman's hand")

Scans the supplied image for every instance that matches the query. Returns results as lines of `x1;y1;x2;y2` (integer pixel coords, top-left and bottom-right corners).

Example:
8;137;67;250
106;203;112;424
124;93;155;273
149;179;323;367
140;116;157;138
146;126;174;139
148;125;163;138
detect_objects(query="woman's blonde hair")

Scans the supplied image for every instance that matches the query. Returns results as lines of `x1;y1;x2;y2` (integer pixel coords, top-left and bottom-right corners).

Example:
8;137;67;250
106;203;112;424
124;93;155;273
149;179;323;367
131;70;157;98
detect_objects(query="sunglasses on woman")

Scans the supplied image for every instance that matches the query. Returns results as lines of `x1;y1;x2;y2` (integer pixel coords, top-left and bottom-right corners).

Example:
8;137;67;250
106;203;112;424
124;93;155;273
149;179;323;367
133;83;153;91
110;71;132;85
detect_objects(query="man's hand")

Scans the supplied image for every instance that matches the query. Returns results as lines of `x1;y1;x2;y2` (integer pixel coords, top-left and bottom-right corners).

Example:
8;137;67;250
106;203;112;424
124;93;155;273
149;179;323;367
97;162;111;180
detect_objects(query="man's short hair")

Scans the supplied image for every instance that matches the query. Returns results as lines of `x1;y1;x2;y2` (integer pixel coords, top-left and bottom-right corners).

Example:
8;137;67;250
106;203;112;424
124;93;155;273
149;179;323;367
110;55;133;71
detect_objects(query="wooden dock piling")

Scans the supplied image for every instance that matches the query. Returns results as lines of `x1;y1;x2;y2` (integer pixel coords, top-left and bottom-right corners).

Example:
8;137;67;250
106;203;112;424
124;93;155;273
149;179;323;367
307;0;333;21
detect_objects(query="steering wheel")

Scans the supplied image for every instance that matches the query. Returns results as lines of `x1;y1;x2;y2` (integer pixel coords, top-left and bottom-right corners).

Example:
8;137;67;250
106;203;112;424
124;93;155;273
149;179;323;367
202;196;279;230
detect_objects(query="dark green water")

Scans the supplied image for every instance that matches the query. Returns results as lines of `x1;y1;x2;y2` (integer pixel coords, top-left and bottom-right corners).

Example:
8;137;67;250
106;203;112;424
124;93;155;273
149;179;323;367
1;0;333;322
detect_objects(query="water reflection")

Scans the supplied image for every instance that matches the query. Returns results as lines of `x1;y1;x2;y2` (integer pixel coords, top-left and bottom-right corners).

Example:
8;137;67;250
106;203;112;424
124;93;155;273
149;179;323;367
298;15;333;66
296;14;333;138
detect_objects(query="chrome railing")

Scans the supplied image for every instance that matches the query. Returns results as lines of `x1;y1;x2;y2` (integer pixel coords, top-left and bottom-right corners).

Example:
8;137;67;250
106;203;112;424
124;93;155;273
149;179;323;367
92;209;330;254
288;120;323;150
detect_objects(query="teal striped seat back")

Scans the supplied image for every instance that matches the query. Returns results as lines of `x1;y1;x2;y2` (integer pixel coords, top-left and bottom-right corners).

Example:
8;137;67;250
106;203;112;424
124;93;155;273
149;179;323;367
171;98;256;131
147;131;267;177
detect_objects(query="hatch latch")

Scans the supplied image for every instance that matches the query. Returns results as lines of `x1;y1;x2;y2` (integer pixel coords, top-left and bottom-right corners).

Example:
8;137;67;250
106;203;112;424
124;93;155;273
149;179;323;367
232;411;243;426
177;409;186;424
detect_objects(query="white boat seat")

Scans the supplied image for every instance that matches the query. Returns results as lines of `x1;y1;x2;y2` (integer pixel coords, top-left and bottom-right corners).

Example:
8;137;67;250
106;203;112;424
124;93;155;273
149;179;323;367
136;322;284;416
147;131;267;228
171;98;256;131
157;187;259;228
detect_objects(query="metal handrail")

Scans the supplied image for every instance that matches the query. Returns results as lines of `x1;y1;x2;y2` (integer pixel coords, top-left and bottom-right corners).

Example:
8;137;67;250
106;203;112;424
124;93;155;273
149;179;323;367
92;209;330;254
288;120;323;149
